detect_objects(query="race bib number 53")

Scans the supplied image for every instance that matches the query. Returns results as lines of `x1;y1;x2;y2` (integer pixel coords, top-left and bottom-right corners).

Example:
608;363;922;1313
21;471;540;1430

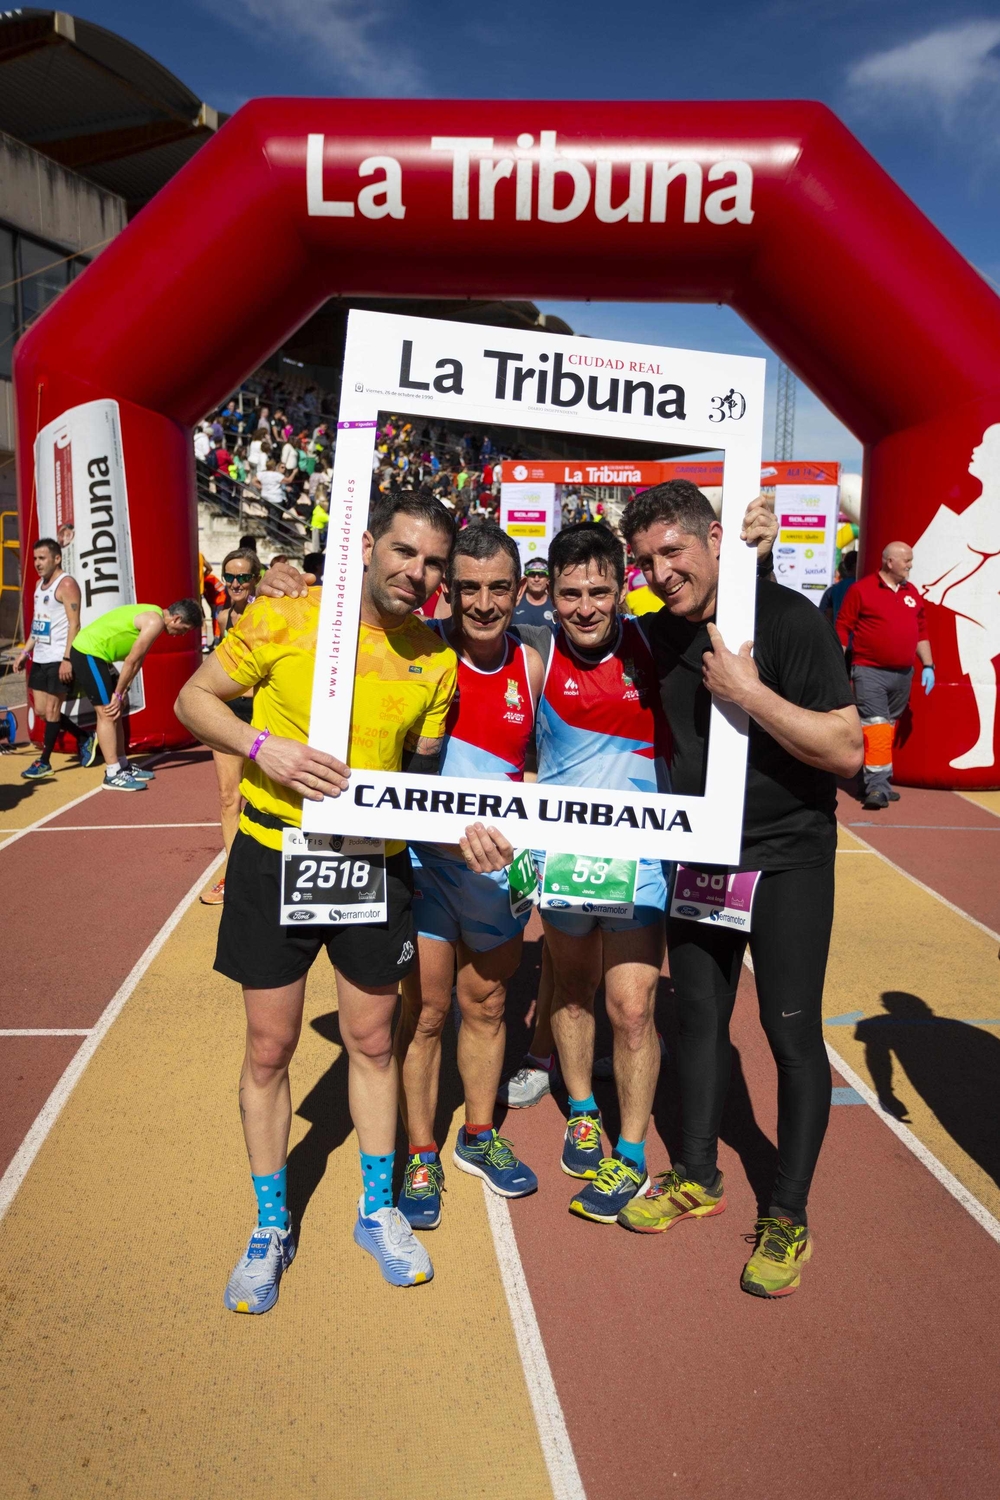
280;829;386;925
540;853;639;920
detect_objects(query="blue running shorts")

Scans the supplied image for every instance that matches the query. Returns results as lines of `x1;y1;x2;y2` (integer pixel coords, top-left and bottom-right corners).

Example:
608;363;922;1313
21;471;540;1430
534;853;672;937
410;842;531;953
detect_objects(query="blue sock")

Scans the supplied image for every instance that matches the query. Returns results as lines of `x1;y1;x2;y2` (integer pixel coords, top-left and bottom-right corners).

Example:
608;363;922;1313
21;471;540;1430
616;1135;646;1173
251;1166;289;1231
568;1093;598;1117
360;1150;394;1214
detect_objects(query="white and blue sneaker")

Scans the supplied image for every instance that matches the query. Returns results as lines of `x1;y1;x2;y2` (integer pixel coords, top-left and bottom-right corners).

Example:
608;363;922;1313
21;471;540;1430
453;1127;538;1198
102;769;147;792
223;1224;296;1314
127;760;156;781
353;1197;434;1286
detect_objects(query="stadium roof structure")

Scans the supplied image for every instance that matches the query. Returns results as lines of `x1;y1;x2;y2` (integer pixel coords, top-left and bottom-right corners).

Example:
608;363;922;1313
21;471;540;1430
0;8;225;213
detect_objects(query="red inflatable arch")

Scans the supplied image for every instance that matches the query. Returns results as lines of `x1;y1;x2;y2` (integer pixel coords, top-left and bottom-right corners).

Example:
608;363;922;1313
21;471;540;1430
15;100;1000;786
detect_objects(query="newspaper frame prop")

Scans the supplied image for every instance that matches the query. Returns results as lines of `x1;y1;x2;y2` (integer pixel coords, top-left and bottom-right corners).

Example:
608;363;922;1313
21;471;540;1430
304;310;765;864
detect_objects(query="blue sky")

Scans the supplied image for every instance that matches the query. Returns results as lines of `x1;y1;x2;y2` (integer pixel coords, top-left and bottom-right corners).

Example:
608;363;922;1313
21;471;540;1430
72;1;1000;470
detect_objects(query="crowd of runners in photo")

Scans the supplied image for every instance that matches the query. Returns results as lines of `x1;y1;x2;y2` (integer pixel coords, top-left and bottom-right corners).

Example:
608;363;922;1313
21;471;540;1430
19;448;897;1307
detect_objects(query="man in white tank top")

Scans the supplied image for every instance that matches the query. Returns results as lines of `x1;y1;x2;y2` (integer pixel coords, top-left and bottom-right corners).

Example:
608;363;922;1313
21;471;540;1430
14;537;85;781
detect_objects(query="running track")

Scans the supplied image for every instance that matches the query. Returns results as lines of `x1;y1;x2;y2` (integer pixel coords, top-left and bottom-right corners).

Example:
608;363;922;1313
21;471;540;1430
2;735;999;1499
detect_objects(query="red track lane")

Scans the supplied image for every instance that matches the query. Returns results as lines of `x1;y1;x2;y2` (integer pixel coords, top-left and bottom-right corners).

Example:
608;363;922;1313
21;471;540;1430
0;751;221;1174
837;786;1000;932
503;963;1000;1499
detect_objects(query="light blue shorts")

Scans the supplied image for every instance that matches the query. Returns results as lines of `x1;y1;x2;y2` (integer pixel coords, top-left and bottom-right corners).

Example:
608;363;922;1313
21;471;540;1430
410;843;531;953
534;853;672;937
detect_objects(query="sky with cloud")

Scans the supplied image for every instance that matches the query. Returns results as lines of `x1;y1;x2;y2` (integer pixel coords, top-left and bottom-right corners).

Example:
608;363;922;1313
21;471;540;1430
68;0;1000;469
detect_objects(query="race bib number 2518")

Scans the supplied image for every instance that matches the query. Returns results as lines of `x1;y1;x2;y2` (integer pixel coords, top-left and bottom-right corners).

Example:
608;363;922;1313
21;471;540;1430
280;829;386;926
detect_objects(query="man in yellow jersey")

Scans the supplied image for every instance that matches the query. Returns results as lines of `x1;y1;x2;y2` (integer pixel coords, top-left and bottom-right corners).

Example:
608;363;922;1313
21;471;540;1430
71;598;202;790
175;491;461;1307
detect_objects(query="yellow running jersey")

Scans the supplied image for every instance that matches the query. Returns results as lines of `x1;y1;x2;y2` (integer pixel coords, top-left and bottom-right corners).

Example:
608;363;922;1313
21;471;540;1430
214;590;457;853
624;585;664;617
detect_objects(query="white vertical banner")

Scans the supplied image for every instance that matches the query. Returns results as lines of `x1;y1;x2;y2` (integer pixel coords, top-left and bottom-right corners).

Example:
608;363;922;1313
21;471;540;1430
773;481;840;605
34;398;144;712
500;480;557;565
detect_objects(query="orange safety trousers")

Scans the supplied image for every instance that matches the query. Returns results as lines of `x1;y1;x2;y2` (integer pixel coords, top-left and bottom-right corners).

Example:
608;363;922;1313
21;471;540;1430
862;718;894;773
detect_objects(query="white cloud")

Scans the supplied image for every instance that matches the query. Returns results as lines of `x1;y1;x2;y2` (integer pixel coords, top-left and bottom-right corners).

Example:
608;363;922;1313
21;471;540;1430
197;0;427;97
846;19;1000;124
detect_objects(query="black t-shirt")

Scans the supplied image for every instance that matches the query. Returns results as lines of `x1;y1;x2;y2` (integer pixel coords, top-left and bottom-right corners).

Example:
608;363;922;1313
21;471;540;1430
645;582;853;871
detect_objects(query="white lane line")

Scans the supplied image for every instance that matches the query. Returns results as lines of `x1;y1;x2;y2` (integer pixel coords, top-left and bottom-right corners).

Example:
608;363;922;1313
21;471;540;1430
0;751;172;852
825;1043;1000;1246
481;1188;587;1500
841;823;1000;943
0;849;224;1226
0;1028;93;1037
35;822;220;831
741;955;1000;1246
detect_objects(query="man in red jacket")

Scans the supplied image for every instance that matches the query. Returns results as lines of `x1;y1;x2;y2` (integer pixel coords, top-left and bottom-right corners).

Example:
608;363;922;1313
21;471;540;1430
836;541;934;809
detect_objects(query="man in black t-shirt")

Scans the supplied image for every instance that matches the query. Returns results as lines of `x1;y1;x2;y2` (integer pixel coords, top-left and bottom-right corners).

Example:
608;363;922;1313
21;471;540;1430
617;481;862;1298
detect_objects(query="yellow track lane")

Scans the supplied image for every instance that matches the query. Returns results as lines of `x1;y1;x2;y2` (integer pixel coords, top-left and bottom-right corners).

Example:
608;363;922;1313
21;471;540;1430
0;898;553;1500
830;826;1000;1220
959;790;1000;818
0;746;107;843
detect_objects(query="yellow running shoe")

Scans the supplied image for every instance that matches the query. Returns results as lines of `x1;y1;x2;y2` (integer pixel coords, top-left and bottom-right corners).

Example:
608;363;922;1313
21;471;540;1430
617;1167;725;1233
741;1216;812;1298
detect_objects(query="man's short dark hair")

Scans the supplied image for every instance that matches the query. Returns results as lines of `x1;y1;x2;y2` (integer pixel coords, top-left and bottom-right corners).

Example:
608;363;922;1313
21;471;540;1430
447;520;521;589
166;598;203;628
34;536;61;557
367;487;455;547
620;480;716;548
548;522;625;591
303;551;325;582
840;548;858;575
239;534;258;551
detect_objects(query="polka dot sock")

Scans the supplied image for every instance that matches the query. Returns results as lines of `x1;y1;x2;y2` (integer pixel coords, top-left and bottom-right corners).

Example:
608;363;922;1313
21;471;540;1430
360;1150;395;1215
251;1166;289;1232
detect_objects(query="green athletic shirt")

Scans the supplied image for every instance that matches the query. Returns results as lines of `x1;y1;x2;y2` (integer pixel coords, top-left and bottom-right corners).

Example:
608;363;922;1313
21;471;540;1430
74;604;163;662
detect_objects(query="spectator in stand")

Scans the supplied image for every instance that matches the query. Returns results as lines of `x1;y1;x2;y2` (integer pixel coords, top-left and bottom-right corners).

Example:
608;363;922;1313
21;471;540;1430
836;541;934;811
194;422;212;466
252;458;292;513
820;548;857;627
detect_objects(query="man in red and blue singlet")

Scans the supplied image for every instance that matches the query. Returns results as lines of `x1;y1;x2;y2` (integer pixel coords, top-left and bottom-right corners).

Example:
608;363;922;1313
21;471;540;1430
530;522;674;1225
395;522;546;1227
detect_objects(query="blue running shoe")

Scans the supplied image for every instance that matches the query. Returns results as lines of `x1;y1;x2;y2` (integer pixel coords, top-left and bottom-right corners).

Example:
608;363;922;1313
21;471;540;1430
354;1197;433;1286
561;1111;603;1179
101;769;147;792
79;732;98;768
569;1152;649;1224
223;1224;296;1314
127;760;156;780
398;1151;445;1230
20;758;54;781
453;1127;537;1198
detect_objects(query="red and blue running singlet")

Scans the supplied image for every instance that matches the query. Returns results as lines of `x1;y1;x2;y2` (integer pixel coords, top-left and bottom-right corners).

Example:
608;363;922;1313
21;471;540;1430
536;618;672;795
430;626;535;781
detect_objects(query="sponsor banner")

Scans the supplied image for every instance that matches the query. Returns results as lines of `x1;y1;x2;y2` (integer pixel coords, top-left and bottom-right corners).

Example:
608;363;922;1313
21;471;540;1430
34;399;145;712
305;309;765;864
500;482;557;562
499;458;840;489
772;481;839;605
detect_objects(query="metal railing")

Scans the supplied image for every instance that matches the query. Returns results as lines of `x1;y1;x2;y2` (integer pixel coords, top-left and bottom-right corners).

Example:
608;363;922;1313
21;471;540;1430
195;463;309;556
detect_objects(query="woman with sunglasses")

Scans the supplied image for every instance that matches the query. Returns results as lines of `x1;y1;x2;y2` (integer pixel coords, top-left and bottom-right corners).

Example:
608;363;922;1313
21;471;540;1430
201;547;262;906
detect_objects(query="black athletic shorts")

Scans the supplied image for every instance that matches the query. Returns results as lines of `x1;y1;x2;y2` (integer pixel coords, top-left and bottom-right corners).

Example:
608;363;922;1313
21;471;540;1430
229;694;255;725
69;646;117;706
215;828;416;990
28;660;68;695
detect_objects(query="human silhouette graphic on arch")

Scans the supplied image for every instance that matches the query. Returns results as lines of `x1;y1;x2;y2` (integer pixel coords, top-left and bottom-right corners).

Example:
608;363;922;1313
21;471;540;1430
856;992;1000;1191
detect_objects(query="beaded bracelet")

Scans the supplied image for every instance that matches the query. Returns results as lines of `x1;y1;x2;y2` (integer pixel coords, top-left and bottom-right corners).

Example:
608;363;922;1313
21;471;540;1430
248;728;271;762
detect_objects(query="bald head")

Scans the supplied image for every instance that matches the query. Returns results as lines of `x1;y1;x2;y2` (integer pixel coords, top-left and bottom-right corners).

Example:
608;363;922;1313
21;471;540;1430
881;541;913;586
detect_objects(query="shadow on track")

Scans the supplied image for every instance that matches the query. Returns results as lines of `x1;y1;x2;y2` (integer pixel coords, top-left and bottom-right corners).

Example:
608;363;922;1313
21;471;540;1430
856;990;1000;1192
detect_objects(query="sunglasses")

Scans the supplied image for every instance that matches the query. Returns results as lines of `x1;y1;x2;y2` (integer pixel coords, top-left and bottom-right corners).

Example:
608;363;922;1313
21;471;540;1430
223;571;255;585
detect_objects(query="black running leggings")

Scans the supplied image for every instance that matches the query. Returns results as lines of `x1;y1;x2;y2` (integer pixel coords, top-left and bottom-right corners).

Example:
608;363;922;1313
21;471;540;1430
666;859;835;1218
